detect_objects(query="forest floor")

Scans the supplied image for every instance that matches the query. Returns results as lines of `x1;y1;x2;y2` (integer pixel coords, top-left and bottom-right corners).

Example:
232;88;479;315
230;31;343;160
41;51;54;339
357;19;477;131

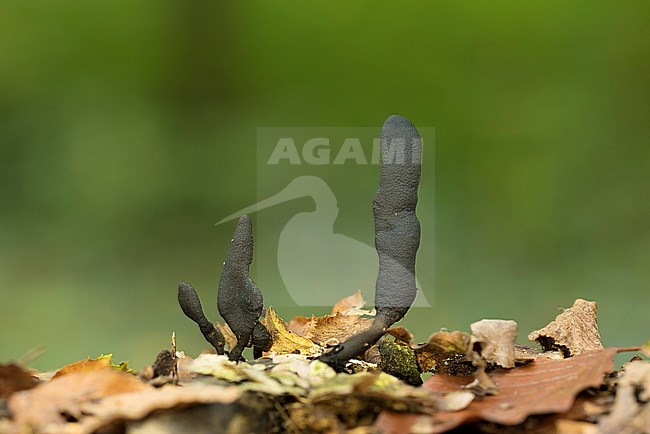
1;293;648;434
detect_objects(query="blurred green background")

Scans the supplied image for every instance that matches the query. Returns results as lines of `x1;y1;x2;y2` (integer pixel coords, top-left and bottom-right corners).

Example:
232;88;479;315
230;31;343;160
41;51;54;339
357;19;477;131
1;2;648;371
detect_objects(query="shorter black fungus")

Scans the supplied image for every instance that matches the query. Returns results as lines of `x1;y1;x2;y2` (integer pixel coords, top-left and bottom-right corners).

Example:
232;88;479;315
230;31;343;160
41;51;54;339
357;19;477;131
251;321;272;359
178;282;226;355
218;214;268;361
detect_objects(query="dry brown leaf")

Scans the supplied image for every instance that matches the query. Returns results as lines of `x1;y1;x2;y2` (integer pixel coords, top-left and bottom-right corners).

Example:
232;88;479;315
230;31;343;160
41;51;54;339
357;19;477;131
8;369;150;430
413;330;472;355
286;291;374;346
375;348;620;433
214;322;237;351
528;299;604;356
0;364;39;398
51;355;112;379
470;319;518;368
308;371;434;420
77;383;241;434
304;314;374;346
331;289;366;314
286;315;313;336
385;325;414;344
599;360;650;434
387;327;471;356
263;307;320;356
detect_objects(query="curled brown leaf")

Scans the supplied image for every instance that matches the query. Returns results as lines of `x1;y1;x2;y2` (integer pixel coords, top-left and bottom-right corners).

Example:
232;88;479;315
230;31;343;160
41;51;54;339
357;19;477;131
376;348;621;433
528;299;604;357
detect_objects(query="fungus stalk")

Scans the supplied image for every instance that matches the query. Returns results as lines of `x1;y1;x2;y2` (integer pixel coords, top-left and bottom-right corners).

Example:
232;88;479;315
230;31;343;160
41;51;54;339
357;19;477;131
218;214;271;361
320;115;422;369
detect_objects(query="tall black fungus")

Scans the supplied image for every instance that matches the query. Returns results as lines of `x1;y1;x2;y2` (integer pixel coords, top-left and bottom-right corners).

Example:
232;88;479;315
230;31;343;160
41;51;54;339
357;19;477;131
373;114;421;325
320;115;422;369
218;214;271;361
177;282;226;355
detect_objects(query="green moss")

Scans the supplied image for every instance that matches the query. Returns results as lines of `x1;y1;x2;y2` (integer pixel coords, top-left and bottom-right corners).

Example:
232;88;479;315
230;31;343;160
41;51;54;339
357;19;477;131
379;340;422;386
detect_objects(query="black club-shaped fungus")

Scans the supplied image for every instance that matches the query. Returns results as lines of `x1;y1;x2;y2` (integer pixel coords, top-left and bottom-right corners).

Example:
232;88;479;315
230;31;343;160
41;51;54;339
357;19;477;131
177;282;226;355
320;115;422;369
218;214;271;361
373;114;421;326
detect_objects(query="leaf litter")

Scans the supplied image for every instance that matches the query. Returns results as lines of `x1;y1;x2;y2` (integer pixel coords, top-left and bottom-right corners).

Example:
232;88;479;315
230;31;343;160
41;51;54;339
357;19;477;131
528;298;605;357
0;295;646;434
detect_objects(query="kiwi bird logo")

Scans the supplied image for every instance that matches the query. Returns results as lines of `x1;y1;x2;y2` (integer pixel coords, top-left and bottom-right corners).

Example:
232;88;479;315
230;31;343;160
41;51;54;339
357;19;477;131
216;175;432;307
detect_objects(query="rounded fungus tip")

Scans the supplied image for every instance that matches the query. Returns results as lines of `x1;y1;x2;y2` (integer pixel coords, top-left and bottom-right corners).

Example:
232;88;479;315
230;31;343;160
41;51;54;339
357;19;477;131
177;281;225;355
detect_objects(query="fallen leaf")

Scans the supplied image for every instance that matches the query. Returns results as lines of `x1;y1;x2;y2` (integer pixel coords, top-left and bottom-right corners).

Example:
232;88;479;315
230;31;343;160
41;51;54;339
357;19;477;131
214;322;238;351
385;326;414;344
412;330;472;356
331;289;371;315
119;386;268;434
0;364;38;398
470;319;518;368
286;315;312;336
528;299;604;356
270;357;337;389
52;354;133;379
190;353;300;395
0;420;15;434
309;371;430;410
263;307;320;356
51;355;112;379
190;354;249;382
302;313;374;346
8;369;150;430
375;348;620;433
310;372;472;433
387;326;472;356
286;291;374;346
77;383;242;434
599;360;650;434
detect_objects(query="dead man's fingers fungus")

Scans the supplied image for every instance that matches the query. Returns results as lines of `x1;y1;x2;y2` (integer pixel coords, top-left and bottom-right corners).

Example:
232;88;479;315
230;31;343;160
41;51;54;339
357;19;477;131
373;114;421;327
217;214;268;361
320;115;422;369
